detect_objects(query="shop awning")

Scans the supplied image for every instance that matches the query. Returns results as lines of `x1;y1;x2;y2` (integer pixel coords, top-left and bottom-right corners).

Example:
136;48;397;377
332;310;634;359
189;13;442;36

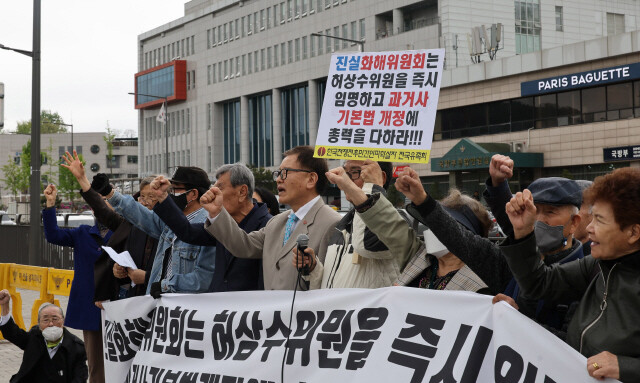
431;138;543;172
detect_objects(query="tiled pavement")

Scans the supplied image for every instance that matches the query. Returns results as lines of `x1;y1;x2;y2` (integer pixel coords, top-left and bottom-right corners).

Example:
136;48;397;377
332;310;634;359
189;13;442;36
0;288;85;382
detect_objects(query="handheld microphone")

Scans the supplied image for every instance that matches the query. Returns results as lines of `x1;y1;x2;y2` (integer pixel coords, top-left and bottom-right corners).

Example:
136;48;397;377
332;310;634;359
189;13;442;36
296;234;310;275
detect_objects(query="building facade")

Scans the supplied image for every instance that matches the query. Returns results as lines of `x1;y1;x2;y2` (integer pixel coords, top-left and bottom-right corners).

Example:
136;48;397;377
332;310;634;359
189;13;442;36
0;133;139;205
135;0;640;196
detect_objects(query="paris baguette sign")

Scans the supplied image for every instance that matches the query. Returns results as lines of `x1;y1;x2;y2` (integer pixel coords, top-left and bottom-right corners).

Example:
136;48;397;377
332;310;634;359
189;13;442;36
521;62;640;96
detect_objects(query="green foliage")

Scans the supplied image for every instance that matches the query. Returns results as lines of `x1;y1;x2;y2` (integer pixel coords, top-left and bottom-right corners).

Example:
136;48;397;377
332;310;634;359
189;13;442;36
560;168;574;180
15;110;69;134
103;122;116;175
248;165;277;193
1;141;32;197
58;153;85;210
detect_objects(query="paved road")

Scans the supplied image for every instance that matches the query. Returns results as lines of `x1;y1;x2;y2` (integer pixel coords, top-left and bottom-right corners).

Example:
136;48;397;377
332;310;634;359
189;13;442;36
0;288;86;382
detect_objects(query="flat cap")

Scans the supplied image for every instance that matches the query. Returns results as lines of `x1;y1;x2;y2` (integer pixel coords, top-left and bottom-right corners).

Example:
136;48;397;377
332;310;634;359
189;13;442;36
169;166;211;190
528;177;582;208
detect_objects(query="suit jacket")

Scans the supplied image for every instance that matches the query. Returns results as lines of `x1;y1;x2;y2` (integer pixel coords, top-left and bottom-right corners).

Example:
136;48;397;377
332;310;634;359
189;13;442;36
205;197;341;290
0;318;88;383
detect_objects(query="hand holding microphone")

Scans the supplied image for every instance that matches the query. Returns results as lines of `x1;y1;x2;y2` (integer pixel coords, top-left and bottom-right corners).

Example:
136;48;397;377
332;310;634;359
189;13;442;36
292;234;315;275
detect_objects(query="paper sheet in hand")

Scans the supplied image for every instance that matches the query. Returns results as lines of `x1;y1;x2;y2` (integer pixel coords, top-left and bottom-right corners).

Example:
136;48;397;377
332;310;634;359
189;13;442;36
101;246;138;269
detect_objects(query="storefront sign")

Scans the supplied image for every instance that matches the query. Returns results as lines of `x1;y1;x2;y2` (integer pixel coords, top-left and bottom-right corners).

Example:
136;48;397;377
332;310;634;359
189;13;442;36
603;145;640;162
521;63;640;96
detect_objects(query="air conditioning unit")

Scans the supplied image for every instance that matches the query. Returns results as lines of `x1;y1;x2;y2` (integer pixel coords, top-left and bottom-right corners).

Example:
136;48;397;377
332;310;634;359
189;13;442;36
510;141;526;153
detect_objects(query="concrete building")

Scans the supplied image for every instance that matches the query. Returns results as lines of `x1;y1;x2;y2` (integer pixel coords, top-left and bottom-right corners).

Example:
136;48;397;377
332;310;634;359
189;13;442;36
0;133;139;207
135;0;640;196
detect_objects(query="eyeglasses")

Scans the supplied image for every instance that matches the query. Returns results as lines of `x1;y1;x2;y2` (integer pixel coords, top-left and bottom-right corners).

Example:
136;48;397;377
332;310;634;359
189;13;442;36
40;316;63;325
344;168;362;180
272;168;313;181
168;187;192;196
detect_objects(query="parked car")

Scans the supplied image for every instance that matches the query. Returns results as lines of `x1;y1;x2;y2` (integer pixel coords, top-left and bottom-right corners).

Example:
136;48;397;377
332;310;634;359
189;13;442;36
0;212;16;226
56;213;95;228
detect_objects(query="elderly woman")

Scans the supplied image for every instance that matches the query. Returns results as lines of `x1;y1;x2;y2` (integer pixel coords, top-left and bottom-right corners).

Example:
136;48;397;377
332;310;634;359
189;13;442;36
502;167;640;382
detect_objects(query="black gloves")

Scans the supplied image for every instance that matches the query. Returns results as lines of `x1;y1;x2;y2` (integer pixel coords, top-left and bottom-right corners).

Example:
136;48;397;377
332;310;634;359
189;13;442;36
91;173;113;196
150;282;162;299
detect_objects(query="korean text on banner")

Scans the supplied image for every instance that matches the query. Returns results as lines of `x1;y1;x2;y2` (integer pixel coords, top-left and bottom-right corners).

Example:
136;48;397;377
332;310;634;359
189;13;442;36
102;287;610;383
314;49;444;163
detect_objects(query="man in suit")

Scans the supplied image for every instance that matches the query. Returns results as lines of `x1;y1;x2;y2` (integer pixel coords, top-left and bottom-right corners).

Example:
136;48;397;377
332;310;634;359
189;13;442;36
0;290;88;382
202;146;341;290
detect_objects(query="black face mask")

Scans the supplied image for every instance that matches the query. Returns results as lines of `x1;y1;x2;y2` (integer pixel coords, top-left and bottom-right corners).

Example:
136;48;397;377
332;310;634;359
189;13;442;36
169;189;193;211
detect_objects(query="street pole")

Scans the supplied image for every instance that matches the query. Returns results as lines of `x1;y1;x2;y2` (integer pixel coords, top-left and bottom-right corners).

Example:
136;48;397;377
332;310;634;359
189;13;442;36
29;0;41;266
128;92;168;174
311;32;365;52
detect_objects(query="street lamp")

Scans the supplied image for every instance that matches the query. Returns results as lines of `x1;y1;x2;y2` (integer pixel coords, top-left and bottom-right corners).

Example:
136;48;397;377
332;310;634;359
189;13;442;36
311;32;365;52
0;0;42;266
128;92;168;175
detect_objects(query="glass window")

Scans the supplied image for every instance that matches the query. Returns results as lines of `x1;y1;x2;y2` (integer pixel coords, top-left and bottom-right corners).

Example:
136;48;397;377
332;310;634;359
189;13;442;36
488;100;510;134
318;31;324;54
302;36;307;59
342;24;348;48
581;87;606;123
515;0;541;54
281;42;286;64
274;45;279;67
248;52;253;73
254;50;259;72
555;6;563;32
557;90;580;125
224;101;241;163
281;85;309;151
288;41;293;63
333;27;340;51
295;38;300;61
310;35;315;57
607;13;625;35
267;47;272;68
607;82;633;120
359;19;365;40
261;48;266;70
249;93;274;167
511;97;534;131
535;93;557;129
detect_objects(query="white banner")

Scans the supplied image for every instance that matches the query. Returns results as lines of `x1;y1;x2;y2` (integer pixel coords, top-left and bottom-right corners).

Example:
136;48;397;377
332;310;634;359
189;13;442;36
314;49;444;164
102;287;611;383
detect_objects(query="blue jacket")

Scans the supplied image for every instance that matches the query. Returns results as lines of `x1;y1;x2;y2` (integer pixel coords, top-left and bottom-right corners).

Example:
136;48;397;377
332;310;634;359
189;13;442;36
153;197;271;292
42;207;112;331
108;192;215;294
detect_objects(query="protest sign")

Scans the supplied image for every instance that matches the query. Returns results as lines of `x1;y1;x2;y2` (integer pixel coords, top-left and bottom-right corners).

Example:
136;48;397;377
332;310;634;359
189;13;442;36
102;287;608;383
314;49;444;163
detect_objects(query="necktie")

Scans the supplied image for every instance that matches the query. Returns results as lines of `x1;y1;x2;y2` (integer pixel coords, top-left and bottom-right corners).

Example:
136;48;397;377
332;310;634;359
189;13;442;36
283;213;299;245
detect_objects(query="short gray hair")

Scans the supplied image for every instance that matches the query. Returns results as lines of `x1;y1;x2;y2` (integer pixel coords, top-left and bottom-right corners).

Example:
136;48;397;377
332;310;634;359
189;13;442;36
139;175;157;190
38;303;64;322
215;163;255;200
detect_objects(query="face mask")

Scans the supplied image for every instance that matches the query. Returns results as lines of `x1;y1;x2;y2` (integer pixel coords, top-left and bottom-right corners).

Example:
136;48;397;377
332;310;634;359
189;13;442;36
424;230;450;258
42;326;63;342
169;189;192;211
534;221;567;253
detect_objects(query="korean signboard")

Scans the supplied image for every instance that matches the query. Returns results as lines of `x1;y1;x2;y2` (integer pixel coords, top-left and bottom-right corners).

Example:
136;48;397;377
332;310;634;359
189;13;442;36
314;49;445;163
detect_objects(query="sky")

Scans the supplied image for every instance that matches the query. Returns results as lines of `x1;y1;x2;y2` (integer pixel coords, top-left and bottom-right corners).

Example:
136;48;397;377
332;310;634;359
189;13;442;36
0;0;186;135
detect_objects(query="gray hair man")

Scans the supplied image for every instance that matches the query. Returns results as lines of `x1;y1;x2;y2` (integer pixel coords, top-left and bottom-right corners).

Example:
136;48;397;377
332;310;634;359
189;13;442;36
0;290;88;382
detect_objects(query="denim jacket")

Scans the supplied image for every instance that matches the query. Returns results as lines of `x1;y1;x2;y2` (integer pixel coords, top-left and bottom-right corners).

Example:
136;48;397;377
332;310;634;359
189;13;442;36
108;192;215;294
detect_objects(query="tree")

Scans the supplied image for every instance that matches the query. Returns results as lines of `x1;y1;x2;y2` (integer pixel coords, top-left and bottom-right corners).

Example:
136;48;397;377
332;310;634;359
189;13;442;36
1;140;32;198
103;122;116;176
58;153;85;212
15;110;69;134
248;165;277;193
42;138;59;187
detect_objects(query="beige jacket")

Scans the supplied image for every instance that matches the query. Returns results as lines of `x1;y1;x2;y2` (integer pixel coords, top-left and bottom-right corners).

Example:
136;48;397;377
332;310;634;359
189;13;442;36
205;197;340;290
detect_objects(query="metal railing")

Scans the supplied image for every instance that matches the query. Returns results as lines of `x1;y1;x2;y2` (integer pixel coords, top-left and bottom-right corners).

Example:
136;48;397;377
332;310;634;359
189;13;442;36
0;223;75;270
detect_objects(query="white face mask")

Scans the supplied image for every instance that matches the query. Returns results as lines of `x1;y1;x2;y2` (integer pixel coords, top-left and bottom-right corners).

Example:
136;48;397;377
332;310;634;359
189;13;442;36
424;229;450;258
42;326;63;342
